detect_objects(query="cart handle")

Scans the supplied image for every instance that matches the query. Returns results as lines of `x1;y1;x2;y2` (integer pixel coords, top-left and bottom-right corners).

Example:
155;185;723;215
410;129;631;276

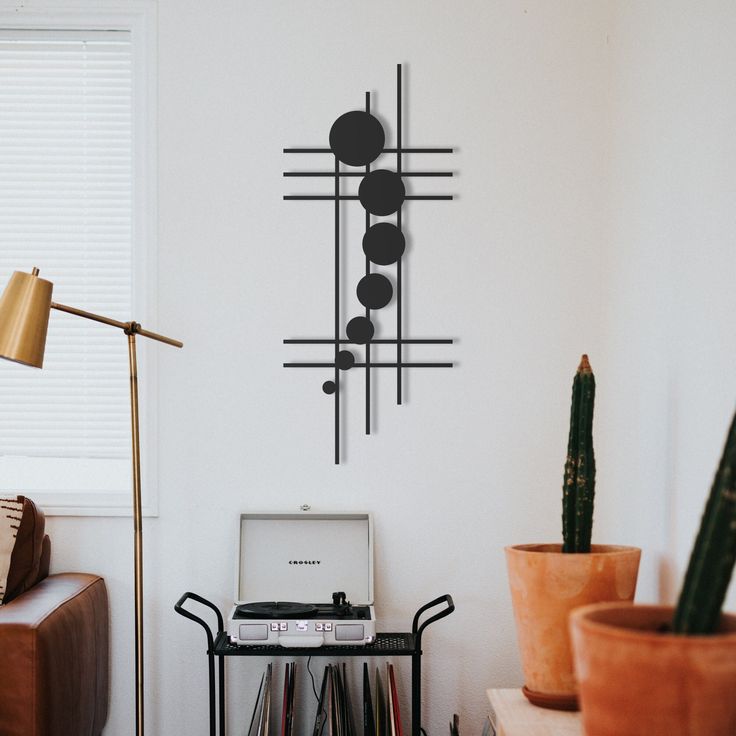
174;591;225;651
412;593;454;647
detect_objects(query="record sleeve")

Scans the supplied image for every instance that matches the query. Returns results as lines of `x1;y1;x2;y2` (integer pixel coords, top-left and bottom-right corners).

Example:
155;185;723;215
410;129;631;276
374;667;386;736
363;663;375;736
388;664;403;736
343;663;356;736
312;666;329;736
247;673;265;736
386;664;396;736
281;664;289;736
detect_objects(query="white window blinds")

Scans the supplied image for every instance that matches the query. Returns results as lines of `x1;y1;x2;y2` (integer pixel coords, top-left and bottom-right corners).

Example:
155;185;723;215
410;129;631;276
0;30;136;508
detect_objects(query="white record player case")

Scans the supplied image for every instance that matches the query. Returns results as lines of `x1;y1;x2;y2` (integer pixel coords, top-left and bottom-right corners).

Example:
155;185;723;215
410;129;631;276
227;512;376;647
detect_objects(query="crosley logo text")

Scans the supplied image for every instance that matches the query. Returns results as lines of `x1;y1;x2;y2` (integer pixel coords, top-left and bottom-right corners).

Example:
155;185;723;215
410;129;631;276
288;560;321;565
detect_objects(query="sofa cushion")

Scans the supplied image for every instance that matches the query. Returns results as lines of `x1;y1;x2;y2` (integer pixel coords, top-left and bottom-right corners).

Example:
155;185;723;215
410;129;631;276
0;572;110;735
2;496;48;604
0;497;24;604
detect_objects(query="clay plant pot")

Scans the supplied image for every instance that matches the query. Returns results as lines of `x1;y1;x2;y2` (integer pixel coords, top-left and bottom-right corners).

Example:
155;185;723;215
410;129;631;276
570;602;736;736
504;544;640;711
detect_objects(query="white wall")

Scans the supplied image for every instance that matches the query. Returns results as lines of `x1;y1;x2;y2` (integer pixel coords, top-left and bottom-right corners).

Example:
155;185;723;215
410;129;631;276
606;0;736;609
41;1;736;734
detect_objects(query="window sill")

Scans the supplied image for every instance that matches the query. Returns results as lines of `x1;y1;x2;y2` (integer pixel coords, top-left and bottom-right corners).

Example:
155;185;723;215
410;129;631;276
31;491;158;518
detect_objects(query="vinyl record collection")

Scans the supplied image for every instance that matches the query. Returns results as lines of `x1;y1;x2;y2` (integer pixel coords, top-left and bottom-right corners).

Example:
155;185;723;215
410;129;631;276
246;661;405;736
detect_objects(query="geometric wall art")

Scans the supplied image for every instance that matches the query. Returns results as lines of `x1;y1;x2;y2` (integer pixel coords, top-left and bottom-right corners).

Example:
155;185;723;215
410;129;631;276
283;64;454;464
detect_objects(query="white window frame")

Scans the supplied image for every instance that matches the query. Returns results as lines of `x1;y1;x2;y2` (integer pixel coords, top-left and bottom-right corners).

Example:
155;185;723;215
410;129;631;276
0;1;158;517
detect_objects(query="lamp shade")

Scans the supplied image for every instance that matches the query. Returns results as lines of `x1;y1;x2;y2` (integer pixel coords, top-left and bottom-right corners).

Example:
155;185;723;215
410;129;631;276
0;270;53;368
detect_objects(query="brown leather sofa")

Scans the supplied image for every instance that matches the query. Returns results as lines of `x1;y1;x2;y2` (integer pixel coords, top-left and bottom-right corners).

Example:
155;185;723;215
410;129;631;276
0;496;109;736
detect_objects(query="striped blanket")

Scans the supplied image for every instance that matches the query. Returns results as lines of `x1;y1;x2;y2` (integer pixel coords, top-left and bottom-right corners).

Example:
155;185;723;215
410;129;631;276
0;497;23;604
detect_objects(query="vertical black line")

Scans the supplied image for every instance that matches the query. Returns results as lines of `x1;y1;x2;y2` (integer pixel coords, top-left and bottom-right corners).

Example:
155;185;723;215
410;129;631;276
396;63;403;405
334;154;340;464
365;90;371;435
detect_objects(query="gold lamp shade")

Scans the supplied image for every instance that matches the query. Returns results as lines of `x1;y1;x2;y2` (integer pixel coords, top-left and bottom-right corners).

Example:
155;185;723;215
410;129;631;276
0;269;53;368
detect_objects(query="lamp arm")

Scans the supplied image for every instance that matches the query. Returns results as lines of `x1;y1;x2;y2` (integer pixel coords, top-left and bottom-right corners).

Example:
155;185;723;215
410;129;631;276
51;301;183;348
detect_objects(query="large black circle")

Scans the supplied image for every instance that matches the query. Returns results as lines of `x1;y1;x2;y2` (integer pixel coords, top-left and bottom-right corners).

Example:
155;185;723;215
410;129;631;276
322;380;336;395
346;316;375;344
358;169;405;216
237;601;319;618
329;111;385;167
362;222;406;266
336;350;355;370
357;273;393;310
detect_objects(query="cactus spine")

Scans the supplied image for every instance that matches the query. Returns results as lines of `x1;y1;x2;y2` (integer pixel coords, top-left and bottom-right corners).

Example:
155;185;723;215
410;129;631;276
673;409;736;634
562;355;596;553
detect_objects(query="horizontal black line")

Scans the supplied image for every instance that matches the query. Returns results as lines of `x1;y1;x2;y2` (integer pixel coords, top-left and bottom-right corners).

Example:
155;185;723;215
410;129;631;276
283;171;453;178
284;362;453;368
284;195;453;201
284;339;454;345
284;147;453;154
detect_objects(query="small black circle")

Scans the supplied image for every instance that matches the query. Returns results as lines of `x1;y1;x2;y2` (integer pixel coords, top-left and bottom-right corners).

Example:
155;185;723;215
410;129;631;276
336;350;355;370
362;222;406;265
358;169;405;216
357;273;393;310
329;111;385;167
346;316;375;344
322;380;336;395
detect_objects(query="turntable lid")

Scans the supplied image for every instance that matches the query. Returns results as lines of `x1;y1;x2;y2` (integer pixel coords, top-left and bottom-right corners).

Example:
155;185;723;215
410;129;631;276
236;512;374;605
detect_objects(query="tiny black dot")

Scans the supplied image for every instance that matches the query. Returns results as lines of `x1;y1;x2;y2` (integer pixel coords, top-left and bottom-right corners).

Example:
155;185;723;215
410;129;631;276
336;350;355;370
322;380;336;395
346;316;375;344
329;111;385;167
357;273;393;310
358;169;405;216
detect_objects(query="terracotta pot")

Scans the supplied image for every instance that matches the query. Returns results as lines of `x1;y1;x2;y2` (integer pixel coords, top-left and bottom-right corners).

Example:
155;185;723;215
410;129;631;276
505;544;640;710
570;603;736;736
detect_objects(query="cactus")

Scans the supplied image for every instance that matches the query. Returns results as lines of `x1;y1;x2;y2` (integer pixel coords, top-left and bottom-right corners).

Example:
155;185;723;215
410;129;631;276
673;409;736;634
562;355;596;553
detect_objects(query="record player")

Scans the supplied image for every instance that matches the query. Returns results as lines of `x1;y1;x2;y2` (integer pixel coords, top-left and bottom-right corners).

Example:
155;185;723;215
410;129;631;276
227;512;376;647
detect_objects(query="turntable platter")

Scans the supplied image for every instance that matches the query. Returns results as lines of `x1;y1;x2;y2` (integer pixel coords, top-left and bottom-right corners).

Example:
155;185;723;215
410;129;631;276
235;601;319;619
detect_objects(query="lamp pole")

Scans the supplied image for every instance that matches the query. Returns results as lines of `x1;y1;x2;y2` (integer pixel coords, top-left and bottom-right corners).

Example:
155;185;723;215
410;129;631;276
50;308;181;736
128;330;145;736
50;309;181;736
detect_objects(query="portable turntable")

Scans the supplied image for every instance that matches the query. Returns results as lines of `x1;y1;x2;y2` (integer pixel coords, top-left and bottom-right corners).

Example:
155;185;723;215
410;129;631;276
227;512;376;647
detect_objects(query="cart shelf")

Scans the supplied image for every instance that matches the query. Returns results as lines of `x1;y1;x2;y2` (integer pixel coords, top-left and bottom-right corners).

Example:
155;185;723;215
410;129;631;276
175;592;454;736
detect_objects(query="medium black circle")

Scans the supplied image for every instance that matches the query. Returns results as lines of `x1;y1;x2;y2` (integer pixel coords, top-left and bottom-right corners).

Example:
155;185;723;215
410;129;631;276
336;350;355;370
346;316;375;344
329;111;385;167
357;273;393;310
362;222;406;266
322;380;336;395
358;169;405;216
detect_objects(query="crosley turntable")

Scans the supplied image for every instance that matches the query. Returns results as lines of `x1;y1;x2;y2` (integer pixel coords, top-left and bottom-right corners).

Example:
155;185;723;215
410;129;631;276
227;512;376;647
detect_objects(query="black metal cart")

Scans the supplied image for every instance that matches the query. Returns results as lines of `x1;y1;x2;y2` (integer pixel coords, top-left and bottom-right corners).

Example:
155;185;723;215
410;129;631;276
175;592;454;736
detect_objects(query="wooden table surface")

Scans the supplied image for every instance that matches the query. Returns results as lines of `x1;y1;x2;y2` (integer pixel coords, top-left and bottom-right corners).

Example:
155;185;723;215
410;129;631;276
487;688;582;736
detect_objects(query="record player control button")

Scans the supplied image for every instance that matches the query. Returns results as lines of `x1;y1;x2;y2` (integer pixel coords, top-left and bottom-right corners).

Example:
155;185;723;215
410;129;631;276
324;623;333;632
270;623;279;631
279;622;288;631
315;623;324;631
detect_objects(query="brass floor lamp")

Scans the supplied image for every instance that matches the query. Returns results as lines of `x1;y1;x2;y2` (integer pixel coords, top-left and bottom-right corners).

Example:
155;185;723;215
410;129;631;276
0;267;182;736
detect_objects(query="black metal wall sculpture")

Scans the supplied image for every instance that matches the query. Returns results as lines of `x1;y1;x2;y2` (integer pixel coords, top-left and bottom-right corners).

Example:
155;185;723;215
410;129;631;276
284;64;454;464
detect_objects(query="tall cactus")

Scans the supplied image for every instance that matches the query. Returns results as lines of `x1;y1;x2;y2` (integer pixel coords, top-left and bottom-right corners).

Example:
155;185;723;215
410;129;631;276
562;355;596;553
673;408;736;634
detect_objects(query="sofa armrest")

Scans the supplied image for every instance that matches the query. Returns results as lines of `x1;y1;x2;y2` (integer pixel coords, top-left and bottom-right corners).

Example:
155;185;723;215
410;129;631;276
0;572;109;736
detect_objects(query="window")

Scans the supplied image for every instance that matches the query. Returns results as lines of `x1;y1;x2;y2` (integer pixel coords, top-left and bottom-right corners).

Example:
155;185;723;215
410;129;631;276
0;7;157;516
